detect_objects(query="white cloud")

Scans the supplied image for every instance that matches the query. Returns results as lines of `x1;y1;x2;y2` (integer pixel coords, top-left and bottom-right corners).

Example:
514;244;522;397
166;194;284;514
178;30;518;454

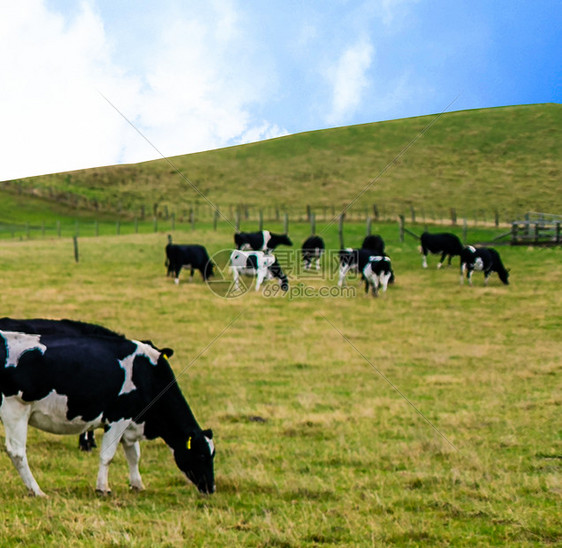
0;0;287;181
324;39;375;125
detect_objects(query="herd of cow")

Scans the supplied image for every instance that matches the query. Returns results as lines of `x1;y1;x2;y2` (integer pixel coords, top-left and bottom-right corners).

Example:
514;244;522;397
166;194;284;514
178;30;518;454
0;229;509;498
165;229;510;295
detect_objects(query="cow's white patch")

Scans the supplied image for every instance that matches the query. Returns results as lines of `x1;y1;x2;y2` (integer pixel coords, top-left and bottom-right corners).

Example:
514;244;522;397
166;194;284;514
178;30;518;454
23;391;102;434
205;436;215;455
262;230;271;251
118;342;160;396
474;257;484;271
1;331;46;368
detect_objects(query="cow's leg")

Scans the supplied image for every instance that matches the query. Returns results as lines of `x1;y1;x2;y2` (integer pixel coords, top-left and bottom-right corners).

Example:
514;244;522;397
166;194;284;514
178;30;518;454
338;264;350;287
121;440;144;491
380;272;391;293
422;253;428;268
190;268;195;282
1;400;45;496
174;267;181;285
467;269;474;287
96;421;128;494
255;270;266;291
437;251;446;269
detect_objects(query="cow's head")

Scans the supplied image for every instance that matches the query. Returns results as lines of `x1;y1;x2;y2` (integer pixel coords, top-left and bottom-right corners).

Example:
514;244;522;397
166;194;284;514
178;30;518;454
174;429;215;494
499;268;510;285
273;234;292;248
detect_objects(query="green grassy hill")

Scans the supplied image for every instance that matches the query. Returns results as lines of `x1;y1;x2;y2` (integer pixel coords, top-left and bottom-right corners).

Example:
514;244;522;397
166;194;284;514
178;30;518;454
2;103;560;222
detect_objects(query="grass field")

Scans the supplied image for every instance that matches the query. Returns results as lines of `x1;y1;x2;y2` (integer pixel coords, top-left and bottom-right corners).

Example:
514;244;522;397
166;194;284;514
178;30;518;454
0;221;560;546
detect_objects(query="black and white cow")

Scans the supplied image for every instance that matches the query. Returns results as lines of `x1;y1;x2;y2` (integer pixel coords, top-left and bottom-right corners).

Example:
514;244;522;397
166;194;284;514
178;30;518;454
460;246;510;286
0;318;215;496
337;248;374;287
234;230;292;252
301;235;325;271
165;243;214;284
230;250;289;292
363;255;393;296
338;237;394;287
420;232;463;269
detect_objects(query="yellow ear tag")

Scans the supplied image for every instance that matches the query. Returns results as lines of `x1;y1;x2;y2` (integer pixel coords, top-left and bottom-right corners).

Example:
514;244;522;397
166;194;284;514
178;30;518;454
187;437;192;450
163;354;169;361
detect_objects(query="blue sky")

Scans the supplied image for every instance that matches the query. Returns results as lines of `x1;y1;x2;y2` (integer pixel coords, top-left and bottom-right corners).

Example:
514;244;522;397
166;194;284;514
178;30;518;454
0;0;560;181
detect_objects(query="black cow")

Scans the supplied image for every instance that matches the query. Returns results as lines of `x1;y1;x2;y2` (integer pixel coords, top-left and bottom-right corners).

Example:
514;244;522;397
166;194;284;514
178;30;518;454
0;318;215;496
460;246;510;286
165;243;214;284
361;234;385;255
363;255;393;296
234;230;292;252
301;235;325;271
420;232;463;269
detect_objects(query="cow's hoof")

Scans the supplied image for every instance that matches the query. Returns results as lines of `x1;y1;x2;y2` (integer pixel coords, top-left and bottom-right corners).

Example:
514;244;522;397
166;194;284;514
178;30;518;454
95;489;112;496
130;485;145;492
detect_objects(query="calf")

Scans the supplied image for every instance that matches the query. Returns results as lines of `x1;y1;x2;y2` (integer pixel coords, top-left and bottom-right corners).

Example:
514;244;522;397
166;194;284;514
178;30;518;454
363;255;393;296
0;318;215;496
420;232;463;269
165;243;214;284
230;250;288;292
301;235;325;270
234;230;292;252
460;246;510;286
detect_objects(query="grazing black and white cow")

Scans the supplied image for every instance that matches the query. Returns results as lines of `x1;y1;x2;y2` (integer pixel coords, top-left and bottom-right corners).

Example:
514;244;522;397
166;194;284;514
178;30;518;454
230;250;288;292
337;248;374;287
338;242;394;287
165;243;214;284
234;230;292;252
301;235;325;271
363;255;393;296
0;318;215;496
460;246;510;286
420;232;463;269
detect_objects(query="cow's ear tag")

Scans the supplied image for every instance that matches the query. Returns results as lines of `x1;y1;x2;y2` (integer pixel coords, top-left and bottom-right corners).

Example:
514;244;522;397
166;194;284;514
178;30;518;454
187;437;192;450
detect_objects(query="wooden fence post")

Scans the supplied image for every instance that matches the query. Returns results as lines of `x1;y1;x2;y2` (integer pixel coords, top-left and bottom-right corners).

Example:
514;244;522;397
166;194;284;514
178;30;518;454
450;208;457;225
213;209;219;231
556;222;561;244
73;236;79;263
338;213;345;249
310;212;316;235
373;204;379;221
462;218;468;243
366;216;372;236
